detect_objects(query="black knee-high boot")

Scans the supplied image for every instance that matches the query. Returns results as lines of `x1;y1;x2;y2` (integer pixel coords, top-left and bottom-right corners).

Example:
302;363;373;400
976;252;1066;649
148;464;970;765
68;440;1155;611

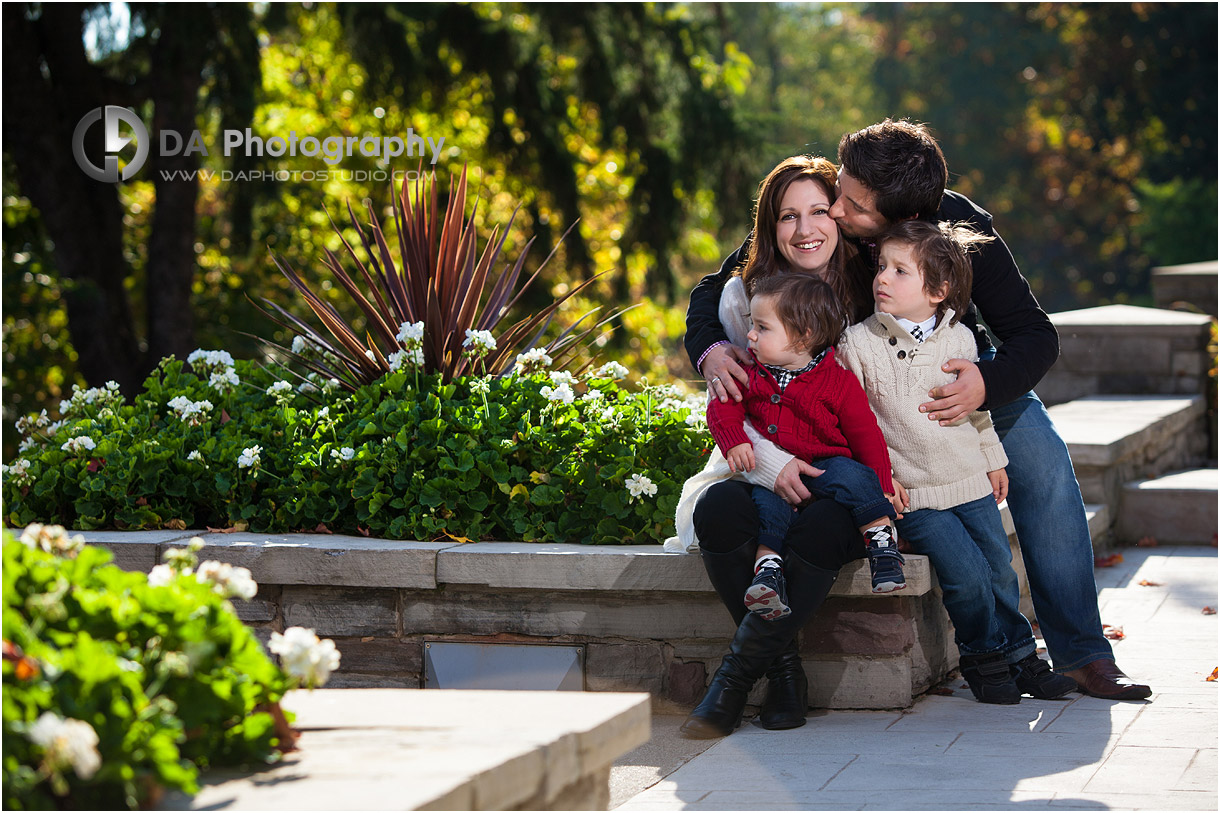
698;540;810;730
681;552;838;738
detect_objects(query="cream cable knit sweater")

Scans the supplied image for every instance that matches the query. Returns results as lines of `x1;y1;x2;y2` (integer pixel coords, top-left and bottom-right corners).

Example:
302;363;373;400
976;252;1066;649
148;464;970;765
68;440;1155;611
836;310;1008;513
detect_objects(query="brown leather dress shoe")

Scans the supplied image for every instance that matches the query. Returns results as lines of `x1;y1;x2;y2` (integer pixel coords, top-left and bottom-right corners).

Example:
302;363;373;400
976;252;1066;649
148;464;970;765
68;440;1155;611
1063;659;1152;700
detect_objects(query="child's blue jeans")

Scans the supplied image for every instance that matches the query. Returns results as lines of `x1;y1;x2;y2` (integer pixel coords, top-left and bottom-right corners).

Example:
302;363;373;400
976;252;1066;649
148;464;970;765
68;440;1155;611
751;455;896;553
896;494;1037;661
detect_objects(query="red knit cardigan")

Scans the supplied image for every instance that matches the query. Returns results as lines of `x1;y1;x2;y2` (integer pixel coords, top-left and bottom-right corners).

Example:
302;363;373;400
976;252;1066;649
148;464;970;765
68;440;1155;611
706;348;894;494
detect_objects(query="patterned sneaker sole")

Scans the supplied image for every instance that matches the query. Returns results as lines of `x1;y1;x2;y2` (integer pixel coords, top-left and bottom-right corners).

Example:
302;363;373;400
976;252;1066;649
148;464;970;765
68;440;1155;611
871;580;907;593
744;587;791;620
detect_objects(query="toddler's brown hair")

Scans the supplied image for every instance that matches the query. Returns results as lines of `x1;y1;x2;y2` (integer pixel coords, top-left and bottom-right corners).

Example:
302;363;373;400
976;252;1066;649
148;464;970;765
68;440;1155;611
749;273;848;355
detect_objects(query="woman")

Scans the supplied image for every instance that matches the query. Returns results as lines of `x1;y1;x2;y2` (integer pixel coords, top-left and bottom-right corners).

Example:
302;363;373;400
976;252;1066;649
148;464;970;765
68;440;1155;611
677;156;872;738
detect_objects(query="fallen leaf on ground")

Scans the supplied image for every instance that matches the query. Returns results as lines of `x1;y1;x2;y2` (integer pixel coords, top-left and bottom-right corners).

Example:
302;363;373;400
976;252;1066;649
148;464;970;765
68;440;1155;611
442;530;474;544
164;518;187;530
206;526;239;533
1138;579;1164;586
1102;625;1126;640
1136;536;1158;547
1207;668;1218;682
311;523;333;534
1203;606;1216;615
1094;553;1124;567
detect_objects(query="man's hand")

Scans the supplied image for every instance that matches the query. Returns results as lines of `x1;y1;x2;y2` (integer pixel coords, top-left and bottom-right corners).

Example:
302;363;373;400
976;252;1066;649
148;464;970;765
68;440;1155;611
919;359;985;425
726;443;755;473
703;343;753;403
887;479;910;519
987;468;1009;504
773;459;825;506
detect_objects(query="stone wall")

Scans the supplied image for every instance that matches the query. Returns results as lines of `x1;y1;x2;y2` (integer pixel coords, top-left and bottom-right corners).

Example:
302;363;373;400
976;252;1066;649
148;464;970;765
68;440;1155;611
84;532;963;712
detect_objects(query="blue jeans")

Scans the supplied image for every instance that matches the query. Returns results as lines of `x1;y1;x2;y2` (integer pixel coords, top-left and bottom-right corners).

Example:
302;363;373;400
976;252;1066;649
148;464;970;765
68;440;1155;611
897;495;1036;660
983;350;1112;671
752;455;896;553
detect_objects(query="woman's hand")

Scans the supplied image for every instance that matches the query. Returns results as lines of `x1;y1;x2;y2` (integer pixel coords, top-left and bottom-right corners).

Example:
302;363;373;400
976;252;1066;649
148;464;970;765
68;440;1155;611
726;443;755;473
773;459;825;506
703;343;753;403
987;468;1009;504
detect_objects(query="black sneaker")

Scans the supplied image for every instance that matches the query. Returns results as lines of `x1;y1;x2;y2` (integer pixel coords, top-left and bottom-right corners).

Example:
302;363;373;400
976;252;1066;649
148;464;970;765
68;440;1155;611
959;652;1021;705
864;525;906;593
744;563;791;621
1010;653;1077;700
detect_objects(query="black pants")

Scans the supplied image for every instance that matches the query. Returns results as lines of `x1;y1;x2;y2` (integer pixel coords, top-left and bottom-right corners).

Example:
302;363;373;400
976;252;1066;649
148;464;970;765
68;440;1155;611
693;480;863;625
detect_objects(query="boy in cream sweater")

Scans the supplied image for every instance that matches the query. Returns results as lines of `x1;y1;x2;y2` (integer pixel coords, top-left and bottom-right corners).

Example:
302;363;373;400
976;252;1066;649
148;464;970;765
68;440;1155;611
836;220;1077;705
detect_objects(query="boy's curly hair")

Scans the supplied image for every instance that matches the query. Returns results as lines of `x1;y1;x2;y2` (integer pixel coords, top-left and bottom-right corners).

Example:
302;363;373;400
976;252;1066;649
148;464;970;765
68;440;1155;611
877;220;995;324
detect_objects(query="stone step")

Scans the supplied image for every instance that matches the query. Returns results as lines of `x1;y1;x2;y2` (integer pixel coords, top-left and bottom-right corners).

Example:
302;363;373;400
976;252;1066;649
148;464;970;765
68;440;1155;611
1049;394;1207;510
1039;304;1214;406
1116;467;1219;545
1152;260;1217;317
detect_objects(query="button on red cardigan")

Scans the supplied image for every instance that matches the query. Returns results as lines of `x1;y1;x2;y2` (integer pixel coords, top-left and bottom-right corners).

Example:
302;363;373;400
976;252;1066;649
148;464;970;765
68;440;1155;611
706;348;894;494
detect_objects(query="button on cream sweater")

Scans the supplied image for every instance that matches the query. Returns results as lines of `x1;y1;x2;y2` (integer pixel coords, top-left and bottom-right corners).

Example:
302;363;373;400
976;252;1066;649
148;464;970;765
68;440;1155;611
836;310;1009;513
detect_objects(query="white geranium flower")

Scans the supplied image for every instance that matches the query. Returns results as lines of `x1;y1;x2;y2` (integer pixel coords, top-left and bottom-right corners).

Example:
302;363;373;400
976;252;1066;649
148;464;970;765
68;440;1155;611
268;626;341;688
57;382;124;419
187;450;203;462
3;459;32;486
168;396;213;426
196;560;258;600
395;321;424;344
548;370;577;387
266;380;294;405
18;436;38;453
470;378;491;395
209;367;241;395
462;329;497;355
595;361;629;380
541;383;576;404
147;563;176;587
236;445;262;469
291;335;308;354
20;523;85;558
685;411;707;427
27;713;101;779
330;446;356;462
388;347;424;372
514;347;552;375
298;380;319;394
60;436;96;454
581;389;605;403
625;473;658;501
323;378;341;393
188;348;236;373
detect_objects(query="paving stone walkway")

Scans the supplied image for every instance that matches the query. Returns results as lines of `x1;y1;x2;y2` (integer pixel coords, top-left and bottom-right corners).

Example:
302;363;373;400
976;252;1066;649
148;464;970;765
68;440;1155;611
613;545;1218;810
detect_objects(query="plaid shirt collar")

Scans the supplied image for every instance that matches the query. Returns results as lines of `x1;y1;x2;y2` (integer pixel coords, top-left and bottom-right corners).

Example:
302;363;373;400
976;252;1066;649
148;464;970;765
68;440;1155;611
763;348;828;391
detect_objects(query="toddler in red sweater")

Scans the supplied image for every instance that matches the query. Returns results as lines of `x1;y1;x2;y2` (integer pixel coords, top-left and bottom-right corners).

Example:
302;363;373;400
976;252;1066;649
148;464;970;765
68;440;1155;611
706;273;903;620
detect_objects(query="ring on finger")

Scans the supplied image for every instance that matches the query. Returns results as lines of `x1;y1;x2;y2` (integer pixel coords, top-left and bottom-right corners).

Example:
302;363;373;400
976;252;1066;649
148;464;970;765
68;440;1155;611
711;376;721;386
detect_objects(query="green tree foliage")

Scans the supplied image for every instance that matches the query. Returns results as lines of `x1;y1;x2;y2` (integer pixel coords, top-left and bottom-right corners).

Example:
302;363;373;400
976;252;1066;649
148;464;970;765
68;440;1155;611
3;2;1216;462
857;1;1217;309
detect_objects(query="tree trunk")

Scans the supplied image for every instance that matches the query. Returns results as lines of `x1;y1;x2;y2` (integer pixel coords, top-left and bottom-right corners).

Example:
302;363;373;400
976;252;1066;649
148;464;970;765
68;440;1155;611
145;6;210;365
2;3;144;394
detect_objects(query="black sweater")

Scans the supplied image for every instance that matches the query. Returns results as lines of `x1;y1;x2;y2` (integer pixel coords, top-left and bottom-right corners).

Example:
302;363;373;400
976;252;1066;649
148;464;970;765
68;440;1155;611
683;190;1059;410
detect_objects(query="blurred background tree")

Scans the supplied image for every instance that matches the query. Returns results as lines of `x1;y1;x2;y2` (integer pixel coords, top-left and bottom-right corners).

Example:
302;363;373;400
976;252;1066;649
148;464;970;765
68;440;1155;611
3;1;1217;458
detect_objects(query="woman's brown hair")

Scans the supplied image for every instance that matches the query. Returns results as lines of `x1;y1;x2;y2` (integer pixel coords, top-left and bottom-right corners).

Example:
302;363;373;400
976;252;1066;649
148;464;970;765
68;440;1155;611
738;155;872;323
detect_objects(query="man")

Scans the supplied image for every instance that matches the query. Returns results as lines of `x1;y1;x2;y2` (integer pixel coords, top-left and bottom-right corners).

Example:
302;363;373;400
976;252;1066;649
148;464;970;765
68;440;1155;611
686;119;1150;700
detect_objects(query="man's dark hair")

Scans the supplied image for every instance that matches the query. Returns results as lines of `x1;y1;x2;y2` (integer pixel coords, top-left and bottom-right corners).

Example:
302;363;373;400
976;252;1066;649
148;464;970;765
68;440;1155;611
838;119;949;222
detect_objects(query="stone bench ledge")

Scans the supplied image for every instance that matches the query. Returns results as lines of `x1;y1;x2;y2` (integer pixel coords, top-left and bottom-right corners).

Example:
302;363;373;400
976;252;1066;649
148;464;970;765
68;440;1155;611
1051;303;1214;333
82;531;940;597
158;688;651;811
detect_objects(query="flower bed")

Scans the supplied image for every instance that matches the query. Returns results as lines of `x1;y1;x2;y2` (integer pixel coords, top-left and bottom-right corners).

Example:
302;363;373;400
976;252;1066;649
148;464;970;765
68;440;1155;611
2;526;338;809
3;355;712;544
